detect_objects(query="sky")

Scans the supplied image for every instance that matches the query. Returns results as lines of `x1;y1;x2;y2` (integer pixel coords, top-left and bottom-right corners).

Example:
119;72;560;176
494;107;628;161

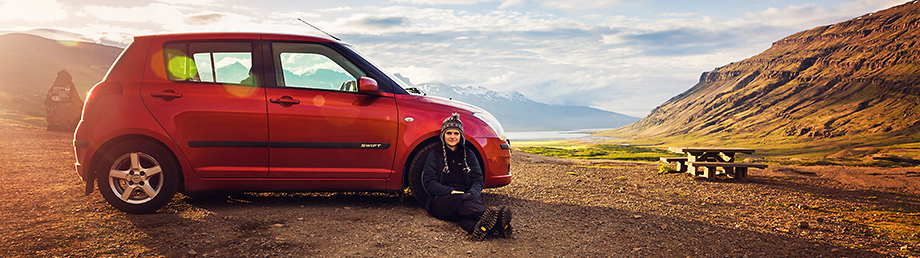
0;0;911;117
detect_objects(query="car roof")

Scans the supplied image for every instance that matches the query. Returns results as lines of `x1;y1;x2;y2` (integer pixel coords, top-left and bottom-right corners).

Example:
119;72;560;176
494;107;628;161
135;32;340;44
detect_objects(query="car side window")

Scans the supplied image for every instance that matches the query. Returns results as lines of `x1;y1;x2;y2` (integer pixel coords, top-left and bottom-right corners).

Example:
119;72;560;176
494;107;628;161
163;41;255;86
273;42;365;92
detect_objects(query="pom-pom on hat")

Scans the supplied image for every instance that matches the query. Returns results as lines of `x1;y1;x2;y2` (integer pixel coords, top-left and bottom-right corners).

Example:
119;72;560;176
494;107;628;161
441;113;463;136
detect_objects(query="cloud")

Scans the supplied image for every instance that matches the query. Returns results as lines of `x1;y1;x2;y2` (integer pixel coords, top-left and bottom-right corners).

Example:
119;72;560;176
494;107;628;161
0;0;68;22
83;3;187;24
542;0;624;10
660;12;700;17
156;0;220;5
498;0;526;9
389;0;496;5
344;15;409;29
325;6;588;35
388;65;443;84
185;13;225;25
744;0;911;28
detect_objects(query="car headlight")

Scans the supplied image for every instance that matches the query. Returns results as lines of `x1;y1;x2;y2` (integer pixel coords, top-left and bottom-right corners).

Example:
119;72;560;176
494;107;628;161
473;112;506;141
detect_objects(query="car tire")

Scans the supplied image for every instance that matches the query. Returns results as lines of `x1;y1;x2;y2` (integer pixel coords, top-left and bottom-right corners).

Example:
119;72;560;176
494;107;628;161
407;142;438;204
97;139;179;214
407;142;485;204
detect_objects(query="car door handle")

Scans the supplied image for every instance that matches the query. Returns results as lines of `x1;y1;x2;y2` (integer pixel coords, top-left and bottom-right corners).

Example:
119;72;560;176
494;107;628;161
151;90;182;101
270;96;300;107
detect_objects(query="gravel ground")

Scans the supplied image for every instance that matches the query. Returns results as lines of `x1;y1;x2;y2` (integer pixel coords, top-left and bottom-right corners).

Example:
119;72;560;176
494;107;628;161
1;121;918;257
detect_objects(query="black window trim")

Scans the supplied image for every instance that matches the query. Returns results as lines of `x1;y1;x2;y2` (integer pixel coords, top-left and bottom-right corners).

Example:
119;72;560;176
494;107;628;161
161;39;262;87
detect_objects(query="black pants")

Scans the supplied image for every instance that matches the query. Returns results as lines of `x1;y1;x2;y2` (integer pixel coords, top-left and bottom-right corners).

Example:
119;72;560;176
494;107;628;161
427;193;487;233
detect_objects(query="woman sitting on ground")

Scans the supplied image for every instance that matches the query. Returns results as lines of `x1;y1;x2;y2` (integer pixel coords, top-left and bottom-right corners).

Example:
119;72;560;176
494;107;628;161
422;113;512;240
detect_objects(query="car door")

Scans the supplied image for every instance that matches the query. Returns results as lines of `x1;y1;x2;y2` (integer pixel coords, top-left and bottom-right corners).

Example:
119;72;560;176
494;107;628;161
266;41;397;179
141;40;269;178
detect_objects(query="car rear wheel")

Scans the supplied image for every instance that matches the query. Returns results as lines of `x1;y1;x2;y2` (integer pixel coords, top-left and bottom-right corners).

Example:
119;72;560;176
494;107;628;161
97;140;179;214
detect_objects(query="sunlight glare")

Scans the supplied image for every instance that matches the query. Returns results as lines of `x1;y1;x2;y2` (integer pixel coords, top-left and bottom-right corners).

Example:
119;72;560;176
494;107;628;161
55;40;81;47
167;56;197;80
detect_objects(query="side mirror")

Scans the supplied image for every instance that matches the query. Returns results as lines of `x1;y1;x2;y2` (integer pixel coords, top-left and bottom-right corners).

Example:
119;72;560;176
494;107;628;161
358;76;383;96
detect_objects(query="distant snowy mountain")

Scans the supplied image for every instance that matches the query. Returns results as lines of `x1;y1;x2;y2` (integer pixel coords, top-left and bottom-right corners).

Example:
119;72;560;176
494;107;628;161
409;81;640;132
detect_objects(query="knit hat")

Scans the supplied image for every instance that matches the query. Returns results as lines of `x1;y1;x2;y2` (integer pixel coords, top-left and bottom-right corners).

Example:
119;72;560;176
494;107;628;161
440;113;471;173
441;113;464;141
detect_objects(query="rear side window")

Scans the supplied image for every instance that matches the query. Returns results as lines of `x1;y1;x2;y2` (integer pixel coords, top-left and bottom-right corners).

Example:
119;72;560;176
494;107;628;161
163;41;255;86
272;42;365;92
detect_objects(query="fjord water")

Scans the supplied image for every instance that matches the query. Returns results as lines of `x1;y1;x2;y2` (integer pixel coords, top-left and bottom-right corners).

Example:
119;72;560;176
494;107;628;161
506;129;615;141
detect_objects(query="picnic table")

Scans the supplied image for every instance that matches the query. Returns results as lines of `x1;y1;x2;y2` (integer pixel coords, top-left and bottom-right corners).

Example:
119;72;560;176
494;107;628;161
661;147;767;179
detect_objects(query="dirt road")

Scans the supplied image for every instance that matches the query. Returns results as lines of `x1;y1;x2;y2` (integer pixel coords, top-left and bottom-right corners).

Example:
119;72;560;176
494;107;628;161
1;121;918;257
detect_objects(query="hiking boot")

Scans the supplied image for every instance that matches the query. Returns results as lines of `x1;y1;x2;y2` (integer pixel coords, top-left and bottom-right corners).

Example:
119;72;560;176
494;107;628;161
496;206;513;238
470;207;499;241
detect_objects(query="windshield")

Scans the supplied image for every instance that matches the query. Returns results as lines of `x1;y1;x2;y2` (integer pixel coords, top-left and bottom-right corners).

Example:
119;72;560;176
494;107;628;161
344;45;412;91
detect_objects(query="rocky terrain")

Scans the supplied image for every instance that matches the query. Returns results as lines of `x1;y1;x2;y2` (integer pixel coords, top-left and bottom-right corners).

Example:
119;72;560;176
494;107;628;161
608;1;920;158
1;120;918;257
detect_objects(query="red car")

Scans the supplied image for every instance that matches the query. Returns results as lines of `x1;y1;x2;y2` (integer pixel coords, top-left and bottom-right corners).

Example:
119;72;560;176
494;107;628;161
73;32;512;214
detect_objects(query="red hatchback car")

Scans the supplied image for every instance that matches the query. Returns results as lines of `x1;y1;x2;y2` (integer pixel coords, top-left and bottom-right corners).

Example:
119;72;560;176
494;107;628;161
73;32;512;214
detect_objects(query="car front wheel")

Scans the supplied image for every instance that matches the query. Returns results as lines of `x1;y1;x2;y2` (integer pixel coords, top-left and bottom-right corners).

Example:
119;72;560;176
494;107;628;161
97;139;179;214
407;142;438;204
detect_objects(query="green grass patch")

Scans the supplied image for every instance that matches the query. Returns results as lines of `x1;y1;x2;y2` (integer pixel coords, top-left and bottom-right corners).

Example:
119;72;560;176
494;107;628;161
659;165;677;173
830;209;920;244
510;139;591;149
518;143;680;161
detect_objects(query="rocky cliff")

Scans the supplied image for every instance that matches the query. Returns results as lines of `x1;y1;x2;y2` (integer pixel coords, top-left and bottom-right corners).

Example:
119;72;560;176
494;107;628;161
615;1;920;149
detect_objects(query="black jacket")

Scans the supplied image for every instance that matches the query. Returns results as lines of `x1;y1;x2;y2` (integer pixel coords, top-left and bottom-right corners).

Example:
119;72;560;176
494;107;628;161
421;144;483;209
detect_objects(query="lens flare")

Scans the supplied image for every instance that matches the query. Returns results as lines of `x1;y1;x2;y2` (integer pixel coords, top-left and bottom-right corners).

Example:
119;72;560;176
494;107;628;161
223;84;258;98
167;56;198;80
55;40;81;47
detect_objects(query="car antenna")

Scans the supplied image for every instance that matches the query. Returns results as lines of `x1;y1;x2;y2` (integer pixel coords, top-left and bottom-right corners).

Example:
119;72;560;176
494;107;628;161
297;18;341;41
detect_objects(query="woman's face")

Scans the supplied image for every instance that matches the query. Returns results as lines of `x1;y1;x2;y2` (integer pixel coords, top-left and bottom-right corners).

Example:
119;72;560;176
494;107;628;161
444;129;461;148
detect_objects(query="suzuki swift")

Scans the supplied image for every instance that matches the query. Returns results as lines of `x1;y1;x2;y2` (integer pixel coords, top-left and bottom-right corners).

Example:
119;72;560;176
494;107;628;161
73;32;511;214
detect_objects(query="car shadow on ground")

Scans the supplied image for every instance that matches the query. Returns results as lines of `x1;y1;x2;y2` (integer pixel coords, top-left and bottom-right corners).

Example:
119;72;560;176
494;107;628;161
114;190;892;257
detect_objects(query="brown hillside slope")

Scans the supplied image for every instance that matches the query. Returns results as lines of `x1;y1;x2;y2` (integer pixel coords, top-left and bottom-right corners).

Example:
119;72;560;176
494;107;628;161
608;1;920;157
0;33;121;126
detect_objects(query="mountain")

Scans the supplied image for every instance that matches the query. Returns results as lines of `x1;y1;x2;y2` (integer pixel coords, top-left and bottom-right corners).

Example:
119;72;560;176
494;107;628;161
0;33;122;126
607;1;920;156
412;82;640;132
281;68;353;90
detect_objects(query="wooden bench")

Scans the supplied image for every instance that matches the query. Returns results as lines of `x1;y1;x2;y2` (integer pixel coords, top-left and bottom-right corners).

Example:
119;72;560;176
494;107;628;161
659;157;689;172
687;162;768;179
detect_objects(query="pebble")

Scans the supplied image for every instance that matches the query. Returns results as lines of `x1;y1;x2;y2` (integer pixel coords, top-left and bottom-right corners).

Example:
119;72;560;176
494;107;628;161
188;250;198;255
633;215;642;219
273;223;284;228
797;222;809;229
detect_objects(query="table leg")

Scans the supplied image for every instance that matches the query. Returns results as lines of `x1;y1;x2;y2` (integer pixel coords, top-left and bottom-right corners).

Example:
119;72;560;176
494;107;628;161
688;163;698;176
735;167;748;179
723;167;734;176
702;166;715;178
